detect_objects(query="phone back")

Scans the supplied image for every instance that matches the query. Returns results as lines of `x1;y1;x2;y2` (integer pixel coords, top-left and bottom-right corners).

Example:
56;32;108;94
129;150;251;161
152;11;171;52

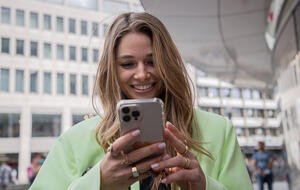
117;98;165;153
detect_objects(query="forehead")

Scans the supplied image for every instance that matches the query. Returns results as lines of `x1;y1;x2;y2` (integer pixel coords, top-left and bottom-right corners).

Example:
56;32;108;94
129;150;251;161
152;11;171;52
117;32;152;57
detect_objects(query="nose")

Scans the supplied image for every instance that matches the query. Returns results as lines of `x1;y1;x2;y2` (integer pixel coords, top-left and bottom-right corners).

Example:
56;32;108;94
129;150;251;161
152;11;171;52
134;62;149;80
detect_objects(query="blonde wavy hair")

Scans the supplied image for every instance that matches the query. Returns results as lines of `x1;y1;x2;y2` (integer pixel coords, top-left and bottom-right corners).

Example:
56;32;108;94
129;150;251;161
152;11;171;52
92;12;211;190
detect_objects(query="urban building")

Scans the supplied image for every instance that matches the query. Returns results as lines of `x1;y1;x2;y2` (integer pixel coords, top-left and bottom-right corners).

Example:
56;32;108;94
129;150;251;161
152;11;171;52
195;70;282;155
0;0;143;184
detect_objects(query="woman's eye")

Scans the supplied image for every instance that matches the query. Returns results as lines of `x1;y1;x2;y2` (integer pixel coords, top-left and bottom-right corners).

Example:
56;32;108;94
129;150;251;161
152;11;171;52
146;61;154;66
120;62;134;68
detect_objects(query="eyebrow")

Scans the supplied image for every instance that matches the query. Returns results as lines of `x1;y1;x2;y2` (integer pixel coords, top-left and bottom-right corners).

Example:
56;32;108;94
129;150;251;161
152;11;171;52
117;53;153;59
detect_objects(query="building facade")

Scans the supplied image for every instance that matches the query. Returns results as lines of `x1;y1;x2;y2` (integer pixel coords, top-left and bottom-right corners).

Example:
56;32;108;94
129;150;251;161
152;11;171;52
0;0;143;184
195;70;282;155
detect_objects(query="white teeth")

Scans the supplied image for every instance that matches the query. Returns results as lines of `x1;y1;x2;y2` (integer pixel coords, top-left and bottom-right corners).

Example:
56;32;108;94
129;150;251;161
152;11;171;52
134;84;152;90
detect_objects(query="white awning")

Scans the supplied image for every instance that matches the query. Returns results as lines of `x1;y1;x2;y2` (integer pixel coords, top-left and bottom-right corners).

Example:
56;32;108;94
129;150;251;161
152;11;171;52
140;0;274;89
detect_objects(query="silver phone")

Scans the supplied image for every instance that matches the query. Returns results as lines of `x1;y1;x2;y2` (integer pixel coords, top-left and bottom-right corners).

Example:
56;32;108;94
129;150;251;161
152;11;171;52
117;98;165;154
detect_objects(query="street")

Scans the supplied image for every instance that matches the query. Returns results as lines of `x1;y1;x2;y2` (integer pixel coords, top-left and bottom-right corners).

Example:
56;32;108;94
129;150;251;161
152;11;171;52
254;181;290;190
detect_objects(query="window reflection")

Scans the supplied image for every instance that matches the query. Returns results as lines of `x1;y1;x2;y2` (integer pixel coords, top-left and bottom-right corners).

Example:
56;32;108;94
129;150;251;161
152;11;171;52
32;114;61;137
0;113;20;137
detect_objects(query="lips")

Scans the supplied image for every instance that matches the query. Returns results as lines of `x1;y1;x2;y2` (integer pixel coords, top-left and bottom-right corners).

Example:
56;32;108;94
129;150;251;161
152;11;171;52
131;83;156;92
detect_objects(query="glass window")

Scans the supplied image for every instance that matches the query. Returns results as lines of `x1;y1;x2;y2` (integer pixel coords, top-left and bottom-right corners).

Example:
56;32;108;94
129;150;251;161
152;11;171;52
30;41;38;57
252;90;261;99
16;9;25;26
256;109;264;118
69;46;76;61
30;12;38;29
43;72;51;94
1;7;10;24
81;20;87;35
30;71;38;93
32;114;61;137
212;108;221;115
102;0;129;14
43;43;51;59
232;108;242;117
221;88;230;97
231;88;241;98
0;68;9;92
224;107;232;119
57;73;64;94
103;23;108;36
246;108;254;117
15;70;24;92
81;47;88;62
0;113;20;137
235;127;244;136
56;16;64;32
72;114;86;125
198;87;207;97
68;18;76;33
92;22;98;36
82;75;88;95
16;39;24;55
208;87;219;97
93;48;99;63
267;110;275;118
56;44;64;60
70;74;77;95
243;88;251;99
1;38;10;53
248;128;256;136
43;14;51;30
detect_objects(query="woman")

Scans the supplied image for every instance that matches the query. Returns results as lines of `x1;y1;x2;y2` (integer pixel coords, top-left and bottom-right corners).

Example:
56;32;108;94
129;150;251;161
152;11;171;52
29;12;253;190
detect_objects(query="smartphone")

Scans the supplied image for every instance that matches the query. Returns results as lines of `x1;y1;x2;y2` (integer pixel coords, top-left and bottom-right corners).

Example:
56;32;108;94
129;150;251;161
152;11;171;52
117;98;165;154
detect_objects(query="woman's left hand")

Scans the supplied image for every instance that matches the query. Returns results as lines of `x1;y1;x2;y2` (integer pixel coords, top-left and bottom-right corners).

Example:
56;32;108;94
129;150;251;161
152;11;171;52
150;122;206;190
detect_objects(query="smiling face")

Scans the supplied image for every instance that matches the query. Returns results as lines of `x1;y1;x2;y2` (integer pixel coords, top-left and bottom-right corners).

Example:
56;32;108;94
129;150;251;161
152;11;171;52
116;32;163;99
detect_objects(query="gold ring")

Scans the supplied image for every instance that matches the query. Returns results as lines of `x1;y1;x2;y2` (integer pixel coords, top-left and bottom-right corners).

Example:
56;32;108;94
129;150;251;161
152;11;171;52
107;144;119;157
183;157;190;169
168;168;172;173
132;166;139;177
121;151;132;165
180;140;189;157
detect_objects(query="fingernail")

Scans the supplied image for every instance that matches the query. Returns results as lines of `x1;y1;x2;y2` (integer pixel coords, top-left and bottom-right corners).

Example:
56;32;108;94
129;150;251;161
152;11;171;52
162;155;169;160
161;178;167;184
158;143;166;149
167;121;174;127
132;130;140;136
151;163;159;169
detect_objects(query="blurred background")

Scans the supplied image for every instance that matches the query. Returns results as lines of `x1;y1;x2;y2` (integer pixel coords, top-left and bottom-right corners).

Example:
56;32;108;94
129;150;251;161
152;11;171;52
0;0;299;189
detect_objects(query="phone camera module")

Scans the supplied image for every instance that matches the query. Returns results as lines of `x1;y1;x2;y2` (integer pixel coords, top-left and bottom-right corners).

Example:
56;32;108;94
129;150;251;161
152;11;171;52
122;107;130;114
123;115;131;122
132;111;140;120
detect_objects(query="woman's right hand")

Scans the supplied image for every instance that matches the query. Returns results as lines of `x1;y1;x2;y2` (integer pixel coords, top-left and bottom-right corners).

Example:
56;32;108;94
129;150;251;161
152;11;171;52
100;129;167;190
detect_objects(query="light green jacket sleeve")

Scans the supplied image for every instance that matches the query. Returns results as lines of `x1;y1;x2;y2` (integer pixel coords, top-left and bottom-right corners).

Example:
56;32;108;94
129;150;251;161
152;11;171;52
29;116;105;190
194;110;253;190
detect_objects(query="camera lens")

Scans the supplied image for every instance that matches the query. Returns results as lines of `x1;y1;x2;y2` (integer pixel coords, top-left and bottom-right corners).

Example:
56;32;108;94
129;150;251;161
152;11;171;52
122;107;130;114
123;115;131;122
132;111;140;117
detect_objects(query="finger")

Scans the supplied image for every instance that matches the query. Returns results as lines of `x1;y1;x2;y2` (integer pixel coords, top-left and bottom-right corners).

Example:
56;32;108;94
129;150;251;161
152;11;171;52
151;156;195;172
112;129;140;153
161;169;199;184
126;142;166;164
164;128;193;158
166;121;184;141
121;154;168;181
135;154;169;174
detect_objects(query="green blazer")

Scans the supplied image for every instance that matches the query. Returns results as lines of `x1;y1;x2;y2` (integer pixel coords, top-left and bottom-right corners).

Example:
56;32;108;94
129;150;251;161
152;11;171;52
29;109;253;190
